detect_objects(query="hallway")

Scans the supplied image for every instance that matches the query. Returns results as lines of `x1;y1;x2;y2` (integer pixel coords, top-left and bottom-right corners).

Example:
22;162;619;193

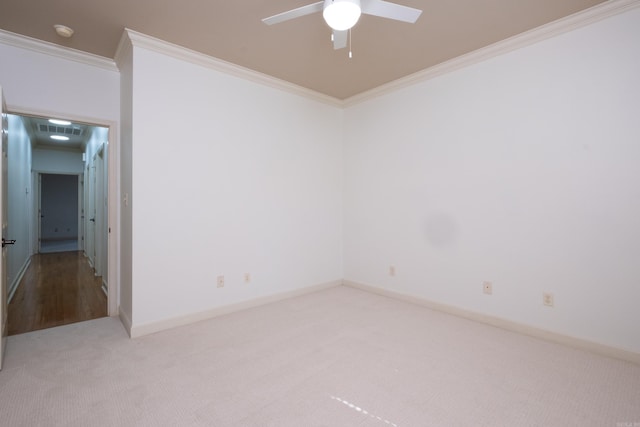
8;251;107;335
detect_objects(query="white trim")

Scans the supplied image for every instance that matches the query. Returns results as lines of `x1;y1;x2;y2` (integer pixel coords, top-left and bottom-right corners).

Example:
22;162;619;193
119;307;132;338
343;0;640;106
7;106;113;129
31;169;81;175
106;121;119;318
118;29;344;108
113;29;132;70
129;280;342;338
0;29;118;73
7;257;31;303
343;280;640;365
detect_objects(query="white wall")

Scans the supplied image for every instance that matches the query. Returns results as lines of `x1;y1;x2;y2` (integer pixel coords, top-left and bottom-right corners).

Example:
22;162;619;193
6;115;33;298
343;8;640;353
85;127;109;169
32;149;83;174
0;42;119;122
118;40;133;326
120;36;344;329
0;36;120;309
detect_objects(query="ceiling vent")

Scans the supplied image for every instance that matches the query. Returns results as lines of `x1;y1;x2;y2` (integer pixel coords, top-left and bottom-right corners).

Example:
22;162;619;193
38;124;82;136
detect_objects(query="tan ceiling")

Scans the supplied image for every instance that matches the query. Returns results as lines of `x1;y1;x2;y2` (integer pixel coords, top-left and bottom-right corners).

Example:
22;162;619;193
0;0;606;100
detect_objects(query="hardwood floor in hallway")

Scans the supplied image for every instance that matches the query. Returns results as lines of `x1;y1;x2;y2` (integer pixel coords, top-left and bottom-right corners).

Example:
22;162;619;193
8;251;107;335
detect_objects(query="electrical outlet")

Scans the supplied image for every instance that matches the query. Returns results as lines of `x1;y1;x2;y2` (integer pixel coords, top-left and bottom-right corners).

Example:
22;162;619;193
543;292;554;307
244;273;251;283
482;281;493;295
217;275;224;288
389;265;396;277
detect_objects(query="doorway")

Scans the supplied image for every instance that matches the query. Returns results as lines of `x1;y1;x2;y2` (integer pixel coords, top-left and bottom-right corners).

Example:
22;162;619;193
5;112;111;334
39;173;80;253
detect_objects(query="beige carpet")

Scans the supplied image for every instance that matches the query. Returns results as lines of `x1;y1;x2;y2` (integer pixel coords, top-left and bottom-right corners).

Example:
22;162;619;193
1;286;639;426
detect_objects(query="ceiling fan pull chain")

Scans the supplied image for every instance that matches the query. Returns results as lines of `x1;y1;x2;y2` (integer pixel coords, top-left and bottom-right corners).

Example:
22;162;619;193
349;28;353;58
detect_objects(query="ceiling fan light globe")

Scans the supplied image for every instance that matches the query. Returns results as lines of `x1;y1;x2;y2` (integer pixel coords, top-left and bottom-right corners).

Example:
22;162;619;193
323;0;361;31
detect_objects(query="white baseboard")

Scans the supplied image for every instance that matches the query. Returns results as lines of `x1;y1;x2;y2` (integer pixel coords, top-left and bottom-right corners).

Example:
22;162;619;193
8;257;31;303
343;280;640;365
119;308;133;338
128;280;342;338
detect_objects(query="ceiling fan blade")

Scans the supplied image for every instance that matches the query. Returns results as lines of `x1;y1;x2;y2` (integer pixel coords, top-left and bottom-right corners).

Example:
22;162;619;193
333;30;348;50
360;0;422;23
262;1;324;25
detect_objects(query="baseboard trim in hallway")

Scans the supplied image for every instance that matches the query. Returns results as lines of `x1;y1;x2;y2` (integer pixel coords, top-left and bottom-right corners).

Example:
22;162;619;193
8;257;30;303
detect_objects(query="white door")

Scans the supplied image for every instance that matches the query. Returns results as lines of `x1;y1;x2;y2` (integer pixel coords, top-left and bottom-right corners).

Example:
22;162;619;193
78;175;84;252
37;174;42;253
86;161;96;267
94;145;105;277
0;86;9;370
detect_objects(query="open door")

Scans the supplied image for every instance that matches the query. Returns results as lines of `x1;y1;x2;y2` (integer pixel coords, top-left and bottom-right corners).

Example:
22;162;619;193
94;145;105;277
85;160;96;267
1;86;9;370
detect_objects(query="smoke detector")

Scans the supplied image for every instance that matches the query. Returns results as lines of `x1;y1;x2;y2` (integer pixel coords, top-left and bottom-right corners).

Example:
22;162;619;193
54;24;74;38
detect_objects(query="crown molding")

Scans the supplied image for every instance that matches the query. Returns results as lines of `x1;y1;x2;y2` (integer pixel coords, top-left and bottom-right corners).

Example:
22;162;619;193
114;29;133;69
120;29;344;108
343;0;640;107
0;29;118;73
3;0;637;109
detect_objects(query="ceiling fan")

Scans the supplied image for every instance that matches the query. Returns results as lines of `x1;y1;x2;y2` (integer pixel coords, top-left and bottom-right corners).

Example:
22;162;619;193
262;0;422;51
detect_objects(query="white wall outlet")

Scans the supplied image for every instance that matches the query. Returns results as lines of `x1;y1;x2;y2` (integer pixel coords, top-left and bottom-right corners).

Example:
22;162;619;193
482;281;493;295
543;292;554;307
244;273;251;283
389;265;396;277
217;275;224;288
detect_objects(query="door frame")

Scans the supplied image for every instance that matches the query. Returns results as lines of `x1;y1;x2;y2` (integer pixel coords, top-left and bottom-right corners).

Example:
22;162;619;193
10;106;119;317
85;156;97;268
1;87;8;369
93;144;106;279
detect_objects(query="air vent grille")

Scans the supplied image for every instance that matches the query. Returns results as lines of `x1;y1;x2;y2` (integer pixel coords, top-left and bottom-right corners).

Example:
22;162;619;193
38;124;82;136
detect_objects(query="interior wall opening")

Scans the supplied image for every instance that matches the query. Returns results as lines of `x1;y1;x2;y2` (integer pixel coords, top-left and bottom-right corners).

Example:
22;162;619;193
5;112;110;334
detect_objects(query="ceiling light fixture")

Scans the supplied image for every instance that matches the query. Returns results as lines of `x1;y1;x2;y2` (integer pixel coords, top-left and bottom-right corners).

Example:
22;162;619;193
323;0;361;31
50;135;70;141
49;119;72;126
54;24;74;38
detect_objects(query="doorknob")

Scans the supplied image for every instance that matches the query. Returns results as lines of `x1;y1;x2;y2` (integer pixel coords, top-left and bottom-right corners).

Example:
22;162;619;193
2;238;16;248
90;218;95;222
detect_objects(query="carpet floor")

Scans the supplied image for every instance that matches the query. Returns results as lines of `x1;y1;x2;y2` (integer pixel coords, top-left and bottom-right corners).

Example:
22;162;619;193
1;286;639;426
